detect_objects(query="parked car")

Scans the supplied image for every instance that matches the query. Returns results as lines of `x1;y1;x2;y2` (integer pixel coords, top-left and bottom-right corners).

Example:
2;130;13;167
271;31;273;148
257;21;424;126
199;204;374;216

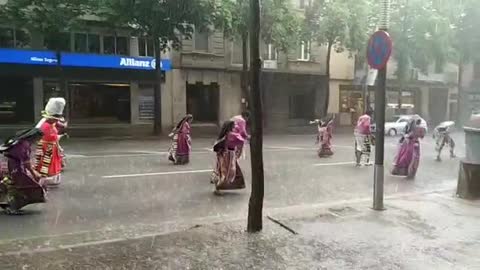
385;115;428;136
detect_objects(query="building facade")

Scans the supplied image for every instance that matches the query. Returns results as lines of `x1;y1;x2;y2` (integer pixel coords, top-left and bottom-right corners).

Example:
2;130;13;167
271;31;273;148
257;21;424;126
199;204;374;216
0;0;458;137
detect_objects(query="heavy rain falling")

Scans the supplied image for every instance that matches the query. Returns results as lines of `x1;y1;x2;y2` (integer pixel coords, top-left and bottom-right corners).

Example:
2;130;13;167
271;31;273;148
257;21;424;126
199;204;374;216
0;0;480;269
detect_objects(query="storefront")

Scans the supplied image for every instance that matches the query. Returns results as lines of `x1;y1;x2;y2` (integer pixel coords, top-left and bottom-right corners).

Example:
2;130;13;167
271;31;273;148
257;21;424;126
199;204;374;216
186;82;219;124
0;75;34;124
0;48;172;126
261;72;326;131
339;85;420;125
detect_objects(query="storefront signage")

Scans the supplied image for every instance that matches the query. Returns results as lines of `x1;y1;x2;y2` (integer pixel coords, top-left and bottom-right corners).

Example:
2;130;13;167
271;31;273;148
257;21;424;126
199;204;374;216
0;48;57;66
0;48;172;71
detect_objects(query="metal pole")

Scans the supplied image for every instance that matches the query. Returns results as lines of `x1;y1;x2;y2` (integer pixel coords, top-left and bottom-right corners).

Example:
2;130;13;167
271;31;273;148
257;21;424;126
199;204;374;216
363;63;369;114
373;0;390;211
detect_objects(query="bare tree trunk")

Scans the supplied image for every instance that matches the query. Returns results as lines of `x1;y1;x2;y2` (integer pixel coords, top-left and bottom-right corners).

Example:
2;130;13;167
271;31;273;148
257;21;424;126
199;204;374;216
241;31;249;110
247;0;264;233
153;37;162;135
323;42;333;117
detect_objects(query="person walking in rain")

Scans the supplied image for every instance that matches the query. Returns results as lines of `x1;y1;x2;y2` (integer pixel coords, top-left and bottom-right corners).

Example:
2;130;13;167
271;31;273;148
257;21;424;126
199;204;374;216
433;121;456;161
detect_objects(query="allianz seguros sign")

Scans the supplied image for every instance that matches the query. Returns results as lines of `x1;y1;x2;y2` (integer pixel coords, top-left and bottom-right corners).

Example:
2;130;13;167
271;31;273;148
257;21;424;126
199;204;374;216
0;48;172;71
119;57;156;69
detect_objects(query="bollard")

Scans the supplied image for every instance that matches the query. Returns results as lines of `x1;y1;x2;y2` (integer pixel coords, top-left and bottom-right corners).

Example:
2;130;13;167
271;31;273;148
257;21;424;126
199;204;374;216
457;114;480;199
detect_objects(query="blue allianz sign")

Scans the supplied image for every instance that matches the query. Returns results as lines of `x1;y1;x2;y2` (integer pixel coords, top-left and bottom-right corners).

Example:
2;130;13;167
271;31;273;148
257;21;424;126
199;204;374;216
0;48;57;66
0;48;172;71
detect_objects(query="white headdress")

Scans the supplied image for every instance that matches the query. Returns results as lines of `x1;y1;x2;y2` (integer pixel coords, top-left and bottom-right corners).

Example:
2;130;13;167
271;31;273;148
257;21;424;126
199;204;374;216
42;97;66;120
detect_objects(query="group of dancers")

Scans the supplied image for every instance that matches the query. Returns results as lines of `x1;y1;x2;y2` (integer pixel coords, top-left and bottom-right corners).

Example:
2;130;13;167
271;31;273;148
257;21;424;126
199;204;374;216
0;98;67;214
1;97;457;213
312;110;456;179
167;111;251;195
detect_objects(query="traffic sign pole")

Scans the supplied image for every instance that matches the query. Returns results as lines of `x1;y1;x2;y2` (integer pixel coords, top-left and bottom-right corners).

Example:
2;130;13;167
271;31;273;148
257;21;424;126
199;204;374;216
367;27;392;211
373;61;386;211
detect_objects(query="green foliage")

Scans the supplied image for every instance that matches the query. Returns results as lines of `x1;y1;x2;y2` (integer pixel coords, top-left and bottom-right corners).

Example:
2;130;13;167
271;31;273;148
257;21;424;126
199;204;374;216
452;0;480;63
98;0;213;51
388;0;480;80
305;0;370;56
218;0;300;52
261;0;301;52
1;0;94;49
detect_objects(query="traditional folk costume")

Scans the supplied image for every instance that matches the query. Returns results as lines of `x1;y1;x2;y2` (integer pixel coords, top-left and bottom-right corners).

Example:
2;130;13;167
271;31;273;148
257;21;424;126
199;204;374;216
433;121;456;161
168;115;192;165
34;98;65;187
391;119;426;178
354;113;374;166
311;118;334;157
0;128;47;214
231;115;249;159
211;121;246;193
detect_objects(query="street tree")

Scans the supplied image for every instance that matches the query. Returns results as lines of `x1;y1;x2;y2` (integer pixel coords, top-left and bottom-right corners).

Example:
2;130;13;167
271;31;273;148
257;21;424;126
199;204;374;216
304;0;370;116
213;0;299;232
388;0;473;115
99;0;212;134
449;0;480;124
247;0;263;232
1;0;94;109
216;0;300;108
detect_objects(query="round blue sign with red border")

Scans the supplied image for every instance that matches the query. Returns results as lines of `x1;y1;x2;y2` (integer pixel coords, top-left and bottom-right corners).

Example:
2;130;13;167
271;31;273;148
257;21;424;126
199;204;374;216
367;31;392;70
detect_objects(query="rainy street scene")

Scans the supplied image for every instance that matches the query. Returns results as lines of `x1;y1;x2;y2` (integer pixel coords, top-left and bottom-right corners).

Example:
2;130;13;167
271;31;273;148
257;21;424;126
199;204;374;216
1;0;480;269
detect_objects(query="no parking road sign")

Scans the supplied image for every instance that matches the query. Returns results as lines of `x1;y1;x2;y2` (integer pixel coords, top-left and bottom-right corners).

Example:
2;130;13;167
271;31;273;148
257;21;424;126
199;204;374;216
367;30;392;70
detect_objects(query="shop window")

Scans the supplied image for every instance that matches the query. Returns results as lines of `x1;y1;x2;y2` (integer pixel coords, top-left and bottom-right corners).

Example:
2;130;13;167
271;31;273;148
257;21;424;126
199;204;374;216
0;76;34;124
45;32;71;51
263;44;277;61
139;37;155;57
298;41;310;61
69;82;131;123
187;82;219;123
194;29;209;51
339;90;364;113
43;81;66;103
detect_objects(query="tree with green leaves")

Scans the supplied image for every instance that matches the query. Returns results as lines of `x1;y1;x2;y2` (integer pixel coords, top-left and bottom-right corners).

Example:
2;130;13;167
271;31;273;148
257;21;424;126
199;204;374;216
304;0;370;116
99;0;213;134
216;0;300;108
1;0;95;110
449;0;480;124
389;0;451;84
213;0;299;232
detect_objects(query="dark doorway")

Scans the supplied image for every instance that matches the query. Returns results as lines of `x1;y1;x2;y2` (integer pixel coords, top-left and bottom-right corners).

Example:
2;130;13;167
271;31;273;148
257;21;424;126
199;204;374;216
289;94;313;120
187;82;219;123
0;76;33;124
69;82;131;123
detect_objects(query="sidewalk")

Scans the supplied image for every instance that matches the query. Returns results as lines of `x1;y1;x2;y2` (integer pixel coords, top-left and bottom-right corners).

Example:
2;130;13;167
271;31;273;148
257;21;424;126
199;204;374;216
1;190;479;270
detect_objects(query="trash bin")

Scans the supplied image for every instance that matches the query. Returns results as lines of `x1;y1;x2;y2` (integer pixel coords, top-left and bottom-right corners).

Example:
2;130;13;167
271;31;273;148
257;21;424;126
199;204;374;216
457;114;480;199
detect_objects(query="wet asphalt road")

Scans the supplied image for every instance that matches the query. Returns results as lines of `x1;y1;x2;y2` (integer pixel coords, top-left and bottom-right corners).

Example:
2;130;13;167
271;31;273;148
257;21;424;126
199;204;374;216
0;132;465;242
